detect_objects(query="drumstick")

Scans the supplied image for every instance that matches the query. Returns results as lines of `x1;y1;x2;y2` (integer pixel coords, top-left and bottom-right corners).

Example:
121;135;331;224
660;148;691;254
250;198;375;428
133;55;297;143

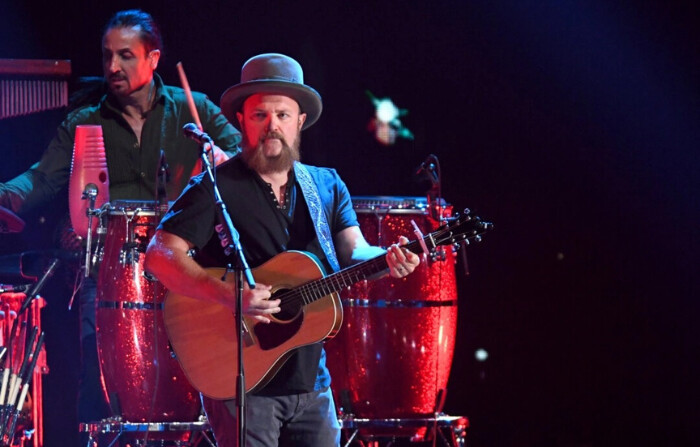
8;326;37;408
12;318;26;372
177;62;213;173
4;332;43;443
0;366;9;405
16;331;44;409
176;62;203;131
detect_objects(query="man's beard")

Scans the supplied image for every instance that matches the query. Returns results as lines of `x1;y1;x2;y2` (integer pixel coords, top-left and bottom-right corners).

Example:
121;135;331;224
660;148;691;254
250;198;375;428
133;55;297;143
240;130;301;175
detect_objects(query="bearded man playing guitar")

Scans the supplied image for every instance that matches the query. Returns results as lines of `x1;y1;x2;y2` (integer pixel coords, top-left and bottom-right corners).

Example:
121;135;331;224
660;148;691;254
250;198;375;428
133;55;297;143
144;53;419;447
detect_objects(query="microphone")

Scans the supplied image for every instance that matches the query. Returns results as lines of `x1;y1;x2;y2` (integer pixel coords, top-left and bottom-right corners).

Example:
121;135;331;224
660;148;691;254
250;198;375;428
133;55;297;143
156;149;170;205
158;150;170;182
414;155;441;201
0;284;32;293
182;123;213;144
415;161;435;176
83;183;98;201
415;161;439;184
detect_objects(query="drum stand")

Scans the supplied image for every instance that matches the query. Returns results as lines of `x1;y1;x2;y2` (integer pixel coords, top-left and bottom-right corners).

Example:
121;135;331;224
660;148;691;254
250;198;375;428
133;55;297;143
339;414;468;447
78;419;213;447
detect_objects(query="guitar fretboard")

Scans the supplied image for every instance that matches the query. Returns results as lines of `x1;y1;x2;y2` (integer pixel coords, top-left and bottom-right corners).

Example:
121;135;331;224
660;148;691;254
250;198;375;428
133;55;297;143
279;239;423;307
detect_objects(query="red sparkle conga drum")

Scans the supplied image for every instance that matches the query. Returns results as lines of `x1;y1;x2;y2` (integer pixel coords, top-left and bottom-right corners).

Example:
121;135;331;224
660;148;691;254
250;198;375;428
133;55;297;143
96;200;199;423
325;196;458;420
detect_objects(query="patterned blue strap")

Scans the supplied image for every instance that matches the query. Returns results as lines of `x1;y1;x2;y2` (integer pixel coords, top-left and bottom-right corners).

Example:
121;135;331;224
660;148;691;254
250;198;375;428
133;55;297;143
294;162;341;273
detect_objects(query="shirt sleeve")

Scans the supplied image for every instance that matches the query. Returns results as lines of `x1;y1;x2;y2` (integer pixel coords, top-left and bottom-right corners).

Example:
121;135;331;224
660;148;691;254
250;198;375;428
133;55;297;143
158;174;218;249
332;172;359;233
310;166;359;234
0;113;80;214
0;163;39;213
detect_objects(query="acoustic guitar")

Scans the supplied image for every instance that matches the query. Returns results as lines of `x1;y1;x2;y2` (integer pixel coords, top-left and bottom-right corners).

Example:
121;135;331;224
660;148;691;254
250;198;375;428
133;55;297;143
163;212;492;399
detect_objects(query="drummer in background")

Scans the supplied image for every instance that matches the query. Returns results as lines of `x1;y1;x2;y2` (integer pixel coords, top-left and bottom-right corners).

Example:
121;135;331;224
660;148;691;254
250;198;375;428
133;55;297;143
0;9;240;424
145;53;420;447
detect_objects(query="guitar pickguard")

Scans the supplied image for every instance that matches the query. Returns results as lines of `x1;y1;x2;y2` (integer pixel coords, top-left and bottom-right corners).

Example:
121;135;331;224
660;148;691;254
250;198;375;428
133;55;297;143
254;312;304;350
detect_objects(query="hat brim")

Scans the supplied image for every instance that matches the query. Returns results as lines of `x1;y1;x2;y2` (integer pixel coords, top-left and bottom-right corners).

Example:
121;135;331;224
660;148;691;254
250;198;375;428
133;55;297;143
220;80;322;130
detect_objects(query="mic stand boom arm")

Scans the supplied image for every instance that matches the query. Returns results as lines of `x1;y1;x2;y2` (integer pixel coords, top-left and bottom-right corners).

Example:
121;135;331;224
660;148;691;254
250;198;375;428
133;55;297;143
199;142;254;447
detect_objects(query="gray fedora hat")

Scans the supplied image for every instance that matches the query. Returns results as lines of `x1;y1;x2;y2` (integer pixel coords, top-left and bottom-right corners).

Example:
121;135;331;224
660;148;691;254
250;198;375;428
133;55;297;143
220;53;322;130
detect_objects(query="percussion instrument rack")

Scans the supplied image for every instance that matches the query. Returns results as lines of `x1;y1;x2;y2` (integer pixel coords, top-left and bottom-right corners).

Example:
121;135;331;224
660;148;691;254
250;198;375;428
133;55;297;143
339;414;468;447
0;58;70;447
0;298;47;447
78;419;213;447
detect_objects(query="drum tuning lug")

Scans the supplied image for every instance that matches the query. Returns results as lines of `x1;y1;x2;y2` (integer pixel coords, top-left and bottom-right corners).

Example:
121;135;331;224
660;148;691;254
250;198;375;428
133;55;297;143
474;235;482;243
120;242;140;265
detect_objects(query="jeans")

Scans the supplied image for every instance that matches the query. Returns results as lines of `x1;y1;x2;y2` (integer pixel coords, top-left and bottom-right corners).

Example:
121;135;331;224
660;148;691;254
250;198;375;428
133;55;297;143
202;387;341;447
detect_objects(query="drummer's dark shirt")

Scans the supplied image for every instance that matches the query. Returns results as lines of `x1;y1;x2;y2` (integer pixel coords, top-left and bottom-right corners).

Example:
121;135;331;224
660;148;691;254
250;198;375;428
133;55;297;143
159;155;359;394
0;74;240;213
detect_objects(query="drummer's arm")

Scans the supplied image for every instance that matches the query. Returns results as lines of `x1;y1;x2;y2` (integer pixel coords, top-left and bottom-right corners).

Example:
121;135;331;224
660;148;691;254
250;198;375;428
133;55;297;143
334;226;420;279
144;230;280;322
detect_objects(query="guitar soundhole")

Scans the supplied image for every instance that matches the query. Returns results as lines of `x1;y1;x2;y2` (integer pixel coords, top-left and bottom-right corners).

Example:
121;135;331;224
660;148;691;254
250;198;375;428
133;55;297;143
253;289;304;351
275;289;302;322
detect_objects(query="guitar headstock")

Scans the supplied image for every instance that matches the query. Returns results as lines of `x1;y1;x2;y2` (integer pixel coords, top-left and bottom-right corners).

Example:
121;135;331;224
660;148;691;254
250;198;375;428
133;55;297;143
429;210;493;248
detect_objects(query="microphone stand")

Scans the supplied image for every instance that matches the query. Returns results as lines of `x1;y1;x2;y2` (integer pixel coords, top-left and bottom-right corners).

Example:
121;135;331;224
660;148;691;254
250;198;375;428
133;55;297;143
198;140;254;447
82;184;98;278
156;149;170;213
18;259;59;315
420;154;443;222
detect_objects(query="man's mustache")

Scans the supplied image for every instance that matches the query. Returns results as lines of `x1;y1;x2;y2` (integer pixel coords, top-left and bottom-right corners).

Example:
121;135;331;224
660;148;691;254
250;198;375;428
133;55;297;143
261;131;286;143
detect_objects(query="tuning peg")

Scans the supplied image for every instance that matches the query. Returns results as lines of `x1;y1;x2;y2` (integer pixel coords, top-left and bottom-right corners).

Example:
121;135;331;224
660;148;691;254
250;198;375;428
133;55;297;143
430;248;447;263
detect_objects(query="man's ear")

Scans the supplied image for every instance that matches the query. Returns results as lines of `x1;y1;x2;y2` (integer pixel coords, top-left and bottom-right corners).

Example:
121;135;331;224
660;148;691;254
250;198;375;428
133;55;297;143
149;49;161;70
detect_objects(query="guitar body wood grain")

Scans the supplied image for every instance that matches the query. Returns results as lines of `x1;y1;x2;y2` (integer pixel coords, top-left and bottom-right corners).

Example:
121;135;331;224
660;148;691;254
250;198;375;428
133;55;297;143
163;250;343;400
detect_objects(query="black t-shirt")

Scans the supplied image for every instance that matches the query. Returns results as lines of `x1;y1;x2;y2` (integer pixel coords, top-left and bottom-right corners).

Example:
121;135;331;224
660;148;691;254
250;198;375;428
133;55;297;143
159;155;359;394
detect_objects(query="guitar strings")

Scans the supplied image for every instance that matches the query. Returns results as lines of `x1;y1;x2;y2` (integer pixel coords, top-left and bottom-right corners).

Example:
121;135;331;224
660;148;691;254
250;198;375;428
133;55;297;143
267;218;472;309
273;238;428;308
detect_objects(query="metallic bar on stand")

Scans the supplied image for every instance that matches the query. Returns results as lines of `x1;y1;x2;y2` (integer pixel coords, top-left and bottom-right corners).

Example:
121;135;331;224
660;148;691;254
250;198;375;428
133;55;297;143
0;59;71;120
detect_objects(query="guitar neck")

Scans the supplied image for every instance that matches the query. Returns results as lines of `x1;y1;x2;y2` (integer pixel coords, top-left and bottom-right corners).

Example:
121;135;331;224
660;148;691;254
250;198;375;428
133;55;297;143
298;239;423;305
290;214;490;307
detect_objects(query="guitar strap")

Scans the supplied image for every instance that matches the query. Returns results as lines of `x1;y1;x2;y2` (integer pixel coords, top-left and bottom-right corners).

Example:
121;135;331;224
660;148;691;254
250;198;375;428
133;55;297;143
294;162;341;273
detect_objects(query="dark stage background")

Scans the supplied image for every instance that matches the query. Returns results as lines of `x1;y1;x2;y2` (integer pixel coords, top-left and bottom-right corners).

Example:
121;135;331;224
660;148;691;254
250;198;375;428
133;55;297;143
1;1;698;446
